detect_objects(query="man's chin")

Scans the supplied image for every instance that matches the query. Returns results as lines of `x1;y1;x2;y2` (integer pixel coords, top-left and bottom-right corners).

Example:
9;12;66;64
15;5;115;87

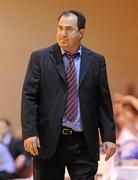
61;43;67;47
60;44;69;51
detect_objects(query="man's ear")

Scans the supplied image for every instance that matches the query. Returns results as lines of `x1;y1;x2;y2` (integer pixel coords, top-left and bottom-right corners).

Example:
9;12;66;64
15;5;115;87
79;29;85;39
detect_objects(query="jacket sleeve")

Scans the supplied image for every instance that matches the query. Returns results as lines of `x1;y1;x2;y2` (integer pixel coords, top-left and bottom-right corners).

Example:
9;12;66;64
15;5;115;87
97;57;116;143
21;52;40;140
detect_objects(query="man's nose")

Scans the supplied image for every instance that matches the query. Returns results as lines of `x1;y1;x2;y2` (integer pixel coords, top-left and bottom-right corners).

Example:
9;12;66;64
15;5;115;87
61;30;67;37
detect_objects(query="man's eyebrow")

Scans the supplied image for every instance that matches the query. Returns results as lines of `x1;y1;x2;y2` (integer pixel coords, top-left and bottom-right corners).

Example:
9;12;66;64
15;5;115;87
58;25;74;28
65;26;73;28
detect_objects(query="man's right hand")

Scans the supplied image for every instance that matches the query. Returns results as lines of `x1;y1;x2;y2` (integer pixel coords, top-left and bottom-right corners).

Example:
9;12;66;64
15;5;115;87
24;136;40;156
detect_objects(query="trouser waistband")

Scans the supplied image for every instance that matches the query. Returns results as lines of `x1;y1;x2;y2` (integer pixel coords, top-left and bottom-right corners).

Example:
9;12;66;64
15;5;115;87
61;126;83;136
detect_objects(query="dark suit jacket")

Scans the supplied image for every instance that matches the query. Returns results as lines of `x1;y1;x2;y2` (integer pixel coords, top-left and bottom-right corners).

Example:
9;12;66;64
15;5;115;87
21;43;115;161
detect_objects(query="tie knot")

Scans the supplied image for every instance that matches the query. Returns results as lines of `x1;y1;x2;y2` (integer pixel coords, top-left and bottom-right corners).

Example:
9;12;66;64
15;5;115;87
64;52;80;60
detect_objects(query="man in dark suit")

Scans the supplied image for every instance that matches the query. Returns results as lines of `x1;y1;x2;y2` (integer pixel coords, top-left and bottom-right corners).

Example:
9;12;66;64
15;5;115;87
21;9;116;180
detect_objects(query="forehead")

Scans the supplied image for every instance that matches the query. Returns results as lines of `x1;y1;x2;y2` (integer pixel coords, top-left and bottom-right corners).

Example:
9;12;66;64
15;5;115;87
58;13;78;27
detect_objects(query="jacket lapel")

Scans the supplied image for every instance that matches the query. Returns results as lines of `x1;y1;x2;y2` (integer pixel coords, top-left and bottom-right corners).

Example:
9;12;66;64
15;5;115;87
49;44;67;83
79;46;91;88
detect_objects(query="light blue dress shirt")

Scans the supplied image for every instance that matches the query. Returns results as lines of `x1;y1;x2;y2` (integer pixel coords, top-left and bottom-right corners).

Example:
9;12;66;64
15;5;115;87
61;47;83;132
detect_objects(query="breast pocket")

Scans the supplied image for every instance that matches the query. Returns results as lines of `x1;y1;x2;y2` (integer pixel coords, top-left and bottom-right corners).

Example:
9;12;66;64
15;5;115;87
85;69;98;81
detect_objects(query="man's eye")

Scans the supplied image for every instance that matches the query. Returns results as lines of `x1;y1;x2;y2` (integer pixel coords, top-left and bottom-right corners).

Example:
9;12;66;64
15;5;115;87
66;28;73;32
66;28;73;30
58;27;62;30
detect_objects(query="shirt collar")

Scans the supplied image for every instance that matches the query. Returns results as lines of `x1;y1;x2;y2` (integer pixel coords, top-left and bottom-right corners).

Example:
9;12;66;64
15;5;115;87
60;46;82;56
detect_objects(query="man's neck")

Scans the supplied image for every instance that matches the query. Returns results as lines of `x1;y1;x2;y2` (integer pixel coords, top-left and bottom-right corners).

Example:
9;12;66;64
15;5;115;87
61;45;81;55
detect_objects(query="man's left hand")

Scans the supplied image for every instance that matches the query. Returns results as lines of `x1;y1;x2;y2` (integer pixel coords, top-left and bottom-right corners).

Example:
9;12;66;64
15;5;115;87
102;142;116;161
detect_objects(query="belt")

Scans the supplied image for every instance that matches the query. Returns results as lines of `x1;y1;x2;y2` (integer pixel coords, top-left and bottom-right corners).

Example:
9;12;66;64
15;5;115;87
61;126;83;136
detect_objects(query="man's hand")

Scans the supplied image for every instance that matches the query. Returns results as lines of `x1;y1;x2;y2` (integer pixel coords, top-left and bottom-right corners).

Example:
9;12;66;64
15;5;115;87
24;136;40;156
102;142;116;161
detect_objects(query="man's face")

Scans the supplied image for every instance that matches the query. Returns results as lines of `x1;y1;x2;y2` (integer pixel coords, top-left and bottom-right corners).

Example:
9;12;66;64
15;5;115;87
57;13;84;53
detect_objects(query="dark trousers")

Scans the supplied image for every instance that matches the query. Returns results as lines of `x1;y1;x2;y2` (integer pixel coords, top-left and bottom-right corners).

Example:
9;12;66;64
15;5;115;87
33;132;98;180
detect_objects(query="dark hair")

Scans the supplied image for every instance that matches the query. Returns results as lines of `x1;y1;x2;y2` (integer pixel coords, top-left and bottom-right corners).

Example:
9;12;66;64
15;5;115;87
58;9;86;30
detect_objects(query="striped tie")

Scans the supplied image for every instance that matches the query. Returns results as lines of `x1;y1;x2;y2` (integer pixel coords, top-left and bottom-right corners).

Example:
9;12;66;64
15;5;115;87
65;53;79;121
